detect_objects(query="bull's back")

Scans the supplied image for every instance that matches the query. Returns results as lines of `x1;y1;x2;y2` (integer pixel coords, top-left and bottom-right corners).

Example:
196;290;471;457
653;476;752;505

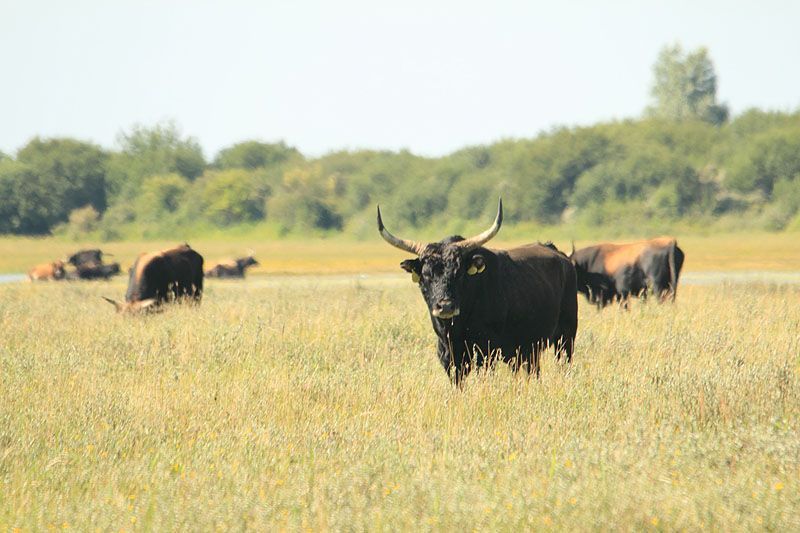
501;244;574;319
578;237;677;275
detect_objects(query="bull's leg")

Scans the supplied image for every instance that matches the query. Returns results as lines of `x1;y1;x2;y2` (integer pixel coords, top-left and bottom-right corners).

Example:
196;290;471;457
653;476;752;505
530;343;542;378
517;343;541;379
509;348;524;374
555;333;575;364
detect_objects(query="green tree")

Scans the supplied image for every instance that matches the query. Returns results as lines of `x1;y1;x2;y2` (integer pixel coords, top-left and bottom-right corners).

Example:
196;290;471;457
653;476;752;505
267;165;342;232
646;44;729;125
0;159;59;234
195;169;269;225
726;127;800;194
17;137;108;213
137;173;192;221
214;141;301;170
106;121;205;199
14;137;108;231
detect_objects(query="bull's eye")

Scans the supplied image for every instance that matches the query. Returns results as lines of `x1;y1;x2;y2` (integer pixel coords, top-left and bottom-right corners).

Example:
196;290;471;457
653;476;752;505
467;265;478;275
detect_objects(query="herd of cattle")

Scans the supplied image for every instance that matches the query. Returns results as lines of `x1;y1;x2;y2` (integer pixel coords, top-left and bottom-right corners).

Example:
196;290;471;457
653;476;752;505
26;200;684;384
377;199;683;384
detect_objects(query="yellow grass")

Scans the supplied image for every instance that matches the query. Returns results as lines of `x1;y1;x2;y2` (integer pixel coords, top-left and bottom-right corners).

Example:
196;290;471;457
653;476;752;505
1;276;799;530
1;231;798;275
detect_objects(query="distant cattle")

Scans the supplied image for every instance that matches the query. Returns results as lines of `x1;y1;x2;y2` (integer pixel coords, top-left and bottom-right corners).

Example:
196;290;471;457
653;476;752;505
64;248;120;280
378;200;578;385
205;255;259;278
66;249;105;268
103;244;204;313
73;263;121;280
28;261;66;281
570;237;684;307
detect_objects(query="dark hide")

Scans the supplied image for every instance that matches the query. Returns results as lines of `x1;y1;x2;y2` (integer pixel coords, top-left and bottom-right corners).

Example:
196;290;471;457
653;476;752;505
573;265;618;309
67;249;105;268
571;237;684;307
401;238;578;385
75;262;121;280
205;256;259;278
124;244;204;307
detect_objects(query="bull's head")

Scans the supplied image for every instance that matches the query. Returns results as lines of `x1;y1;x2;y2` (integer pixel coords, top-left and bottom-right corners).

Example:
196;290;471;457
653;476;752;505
102;297;158;314
377;200;502;320
241;255;259;268
568;242;590;295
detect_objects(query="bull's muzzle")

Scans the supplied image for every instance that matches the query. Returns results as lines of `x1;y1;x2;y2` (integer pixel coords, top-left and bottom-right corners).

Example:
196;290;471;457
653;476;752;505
432;300;460;319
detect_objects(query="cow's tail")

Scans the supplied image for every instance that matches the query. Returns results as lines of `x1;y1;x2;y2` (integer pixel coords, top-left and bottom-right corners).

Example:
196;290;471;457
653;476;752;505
668;240;678;302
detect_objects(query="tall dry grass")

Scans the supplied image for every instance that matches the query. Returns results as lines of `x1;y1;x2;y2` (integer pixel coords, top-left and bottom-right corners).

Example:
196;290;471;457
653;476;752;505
0;277;798;530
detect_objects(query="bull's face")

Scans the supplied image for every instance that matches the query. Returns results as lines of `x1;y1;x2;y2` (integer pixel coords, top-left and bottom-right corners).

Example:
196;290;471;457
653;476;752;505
377;199;502;321
400;245;488;319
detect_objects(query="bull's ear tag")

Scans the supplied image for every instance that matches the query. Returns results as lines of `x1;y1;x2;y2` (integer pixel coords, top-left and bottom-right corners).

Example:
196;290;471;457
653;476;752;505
469;255;486;275
412;272;420;283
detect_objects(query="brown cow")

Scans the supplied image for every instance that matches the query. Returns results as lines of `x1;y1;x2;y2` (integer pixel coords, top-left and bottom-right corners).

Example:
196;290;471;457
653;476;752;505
28;261;66;281
103;244;204;313
570;237;684;307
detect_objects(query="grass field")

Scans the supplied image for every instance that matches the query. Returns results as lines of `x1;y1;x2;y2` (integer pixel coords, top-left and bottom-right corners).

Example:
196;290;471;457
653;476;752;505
1;274;799;530
1;231;799;275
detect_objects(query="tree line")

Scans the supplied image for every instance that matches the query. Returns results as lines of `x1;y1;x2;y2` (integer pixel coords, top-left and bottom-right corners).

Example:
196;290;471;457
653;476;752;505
1;45;799;239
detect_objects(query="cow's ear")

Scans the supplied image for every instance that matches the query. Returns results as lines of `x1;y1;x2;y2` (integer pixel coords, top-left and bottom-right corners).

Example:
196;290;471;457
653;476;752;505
400;259;421;283
400;259;419;273
467;255;486;275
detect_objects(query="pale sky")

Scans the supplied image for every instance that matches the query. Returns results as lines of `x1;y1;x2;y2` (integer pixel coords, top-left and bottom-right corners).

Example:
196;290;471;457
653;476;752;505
1;0;798;159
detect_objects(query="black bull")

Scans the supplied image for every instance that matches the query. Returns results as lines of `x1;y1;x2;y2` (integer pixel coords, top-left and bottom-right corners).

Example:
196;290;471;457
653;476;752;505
378;200;578;384
103;244;204;313
66;249;105;268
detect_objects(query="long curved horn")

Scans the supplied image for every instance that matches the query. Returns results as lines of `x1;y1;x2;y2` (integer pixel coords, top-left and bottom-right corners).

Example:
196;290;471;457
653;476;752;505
570;240;576;258
376;205;424;255
102;296;123;313
455;199;503;251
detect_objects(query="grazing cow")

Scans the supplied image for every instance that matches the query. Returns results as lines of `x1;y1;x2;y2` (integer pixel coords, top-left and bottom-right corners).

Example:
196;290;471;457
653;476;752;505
378;200;578;385
103;244;204;313
570;237;684;307
205;255;259;278
28;261;66;281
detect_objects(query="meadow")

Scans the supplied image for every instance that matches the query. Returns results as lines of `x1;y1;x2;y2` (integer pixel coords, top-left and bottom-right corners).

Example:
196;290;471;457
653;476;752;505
2;231;800;275
1;266;799;529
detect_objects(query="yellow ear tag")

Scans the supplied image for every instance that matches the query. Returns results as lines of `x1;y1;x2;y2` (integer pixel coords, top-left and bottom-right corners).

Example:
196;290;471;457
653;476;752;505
467;265;478;276
412;272;420;283
477;264;485;273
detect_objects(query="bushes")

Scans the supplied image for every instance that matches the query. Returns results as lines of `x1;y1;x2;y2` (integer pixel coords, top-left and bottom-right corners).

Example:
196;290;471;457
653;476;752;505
1;111;799;237
195;169;270;226
726;127;800;195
